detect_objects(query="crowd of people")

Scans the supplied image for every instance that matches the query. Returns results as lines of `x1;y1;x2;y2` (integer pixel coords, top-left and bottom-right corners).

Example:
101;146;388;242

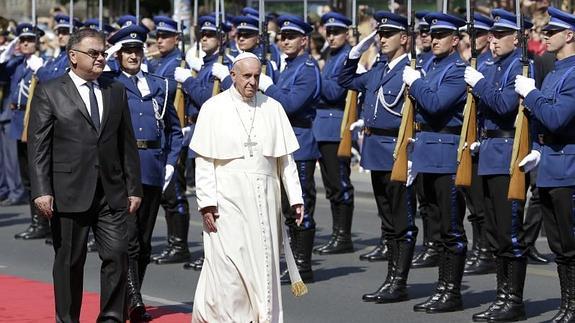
1;0;574;322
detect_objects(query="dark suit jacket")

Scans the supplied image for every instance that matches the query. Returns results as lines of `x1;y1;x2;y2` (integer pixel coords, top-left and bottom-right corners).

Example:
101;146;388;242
28;73;143;213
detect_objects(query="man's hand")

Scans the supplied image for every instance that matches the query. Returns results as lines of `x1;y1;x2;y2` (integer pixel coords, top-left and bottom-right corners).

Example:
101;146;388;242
34;195;54;219
349;30;377;59
201;206;219;233
211;63;230;81
105;43;122;61
403;66;421;87
185;54;203;72
518;150;541;172
514;75;536;98
464;66;484;87
128;196;142;214
163;165;175;192
174;67;192;83
0;37;18;64
258;73;274;92
292;204;304;226
26;55;43;73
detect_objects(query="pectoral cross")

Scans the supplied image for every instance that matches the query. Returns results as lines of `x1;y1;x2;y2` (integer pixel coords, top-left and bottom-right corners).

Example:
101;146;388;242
244;137;258;157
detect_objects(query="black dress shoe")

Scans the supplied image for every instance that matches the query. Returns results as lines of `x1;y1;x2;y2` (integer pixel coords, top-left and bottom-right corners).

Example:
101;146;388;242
527;246;550;264
45;237;53;245
154;249;190;264
359;244;389;262
183;256;204;270
17;226;50;240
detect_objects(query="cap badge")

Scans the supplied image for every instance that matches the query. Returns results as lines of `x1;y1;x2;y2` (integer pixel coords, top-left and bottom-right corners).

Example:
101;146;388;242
381;18;387;23
494;16;501;22
432;19;438;25
158;21;165;27
125;21;133;26
130;32;137;38
328;18;335;23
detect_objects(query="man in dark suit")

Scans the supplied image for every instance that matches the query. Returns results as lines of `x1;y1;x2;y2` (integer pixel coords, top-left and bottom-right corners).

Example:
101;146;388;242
27;28;143;323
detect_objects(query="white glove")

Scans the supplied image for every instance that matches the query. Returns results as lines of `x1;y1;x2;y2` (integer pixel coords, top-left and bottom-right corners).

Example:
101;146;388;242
185;51;203;72
349;119;365;131
182;126;192;136
174;67;192;83
211;62;230;81
470;141;481;155
163;165;175;192
105;43;122;61
403;66;421;87
26;55;44;73
514;75;536;98
349;30;377;59
141;63;148;73
464;66;484;87
407;160;418;187
258;73;274;92
518;150;541;173
0;37;18;64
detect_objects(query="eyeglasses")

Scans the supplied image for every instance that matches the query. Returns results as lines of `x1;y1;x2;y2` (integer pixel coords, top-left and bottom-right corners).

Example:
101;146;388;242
237;31;258;39
542;28;566;37
72;48;108;59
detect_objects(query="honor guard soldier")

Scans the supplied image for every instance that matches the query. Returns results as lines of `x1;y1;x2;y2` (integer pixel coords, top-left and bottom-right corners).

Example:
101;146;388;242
83;18;117;35
118;15;138;29
105;24;182;322
339;11;419;303
173;15;234;270
35;15;82;82
458;13;496;277
147;16;193;265
465;9;532;322
514;7;575;323
258;15;321;284
311;12;356;256
416;11;433;70
403;12;469;313
1;23;50;240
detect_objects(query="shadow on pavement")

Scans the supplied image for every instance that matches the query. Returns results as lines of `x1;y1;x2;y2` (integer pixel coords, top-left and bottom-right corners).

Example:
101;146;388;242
525;297;560;321
312;266;367;282
0;215;30;228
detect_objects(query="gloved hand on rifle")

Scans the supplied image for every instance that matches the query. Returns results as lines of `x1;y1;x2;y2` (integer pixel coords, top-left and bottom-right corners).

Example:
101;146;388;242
212;62;230;81
174;67;192;83
163;165;175;193
258;74;274;92
403;66;421;87
518;150;541;173
185;49;204;72
464;66;484;87
514;75;536;98
470;141;481;155
349;119;364;131
348;31;377;60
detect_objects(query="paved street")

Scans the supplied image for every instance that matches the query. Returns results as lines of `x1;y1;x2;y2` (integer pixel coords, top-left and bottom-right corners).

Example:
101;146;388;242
0;169;561;322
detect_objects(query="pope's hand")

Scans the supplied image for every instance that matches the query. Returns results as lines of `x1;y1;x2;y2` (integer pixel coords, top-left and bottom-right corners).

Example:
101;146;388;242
464;66;484;87
403;66;421;86
349;119;365;131
26;55;43;73
174;67;192;83
258;73;274;92
349;30;377;59
293;204;304;226
34;195;53;219
105;43;122;61
514;75;536;98
211;62;230;80
0;37;18;64
185;51;203;72
201;206;219;233
518;150;541;173
163;165;175;192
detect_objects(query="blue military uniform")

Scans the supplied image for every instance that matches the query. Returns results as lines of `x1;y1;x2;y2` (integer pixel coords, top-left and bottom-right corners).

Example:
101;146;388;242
409;12;469;314
416;11;434;70
264;15;320;283
310;12;356;256
339;11;419;303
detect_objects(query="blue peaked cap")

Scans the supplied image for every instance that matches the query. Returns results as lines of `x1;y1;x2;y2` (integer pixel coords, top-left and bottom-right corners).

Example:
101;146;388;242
117;15;138;28
544;7;575;31
491;9;533;31
108;24;148;48
278;15;313;35
233;16;260;32
424;12;466;32
54;14;82;30
374;11;408;31
321;12;352;29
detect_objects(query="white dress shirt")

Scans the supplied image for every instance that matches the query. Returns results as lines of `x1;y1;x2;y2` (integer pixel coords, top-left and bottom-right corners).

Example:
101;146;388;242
68;70;103;122
122;70;151;97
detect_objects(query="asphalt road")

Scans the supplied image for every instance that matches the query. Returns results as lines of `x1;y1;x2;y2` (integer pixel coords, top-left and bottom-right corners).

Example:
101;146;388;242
0;170;561;322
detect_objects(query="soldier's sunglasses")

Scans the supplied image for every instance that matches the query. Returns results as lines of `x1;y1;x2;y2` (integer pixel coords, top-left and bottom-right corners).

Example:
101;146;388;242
542;28;566;37
326;28;347;37
237;31;259;39
377;30;401;38
200;31;218;38
72;48;108;59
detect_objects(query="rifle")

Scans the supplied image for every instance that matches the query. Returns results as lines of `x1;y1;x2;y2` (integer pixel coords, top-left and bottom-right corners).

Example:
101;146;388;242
173;20;186;127
336;0;359;158
455;6;477;187
192;0;199;78
259;0;271;75
211;0;224;97
508;4;529;201
21;1;38;143
390;6;416;183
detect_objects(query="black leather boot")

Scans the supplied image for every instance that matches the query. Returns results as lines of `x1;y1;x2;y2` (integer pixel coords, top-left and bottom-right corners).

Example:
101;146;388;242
412;241;441;268
425;252;465;313
414;252;446;312
558;263;575;323
472;257;509;322
316;204;354;255
155;214;190;264
15;212;50;240
313;204;338;254
465;247;496;275
487;257;527;322
127;260;146;323
465;223;481;271
151;213;174;261
136;260;153;322
376;239;415;303
359;235;389;262
526;246;550;264
550;264;569;323
281;229;315;284
183;256;205;270
362;241;396;302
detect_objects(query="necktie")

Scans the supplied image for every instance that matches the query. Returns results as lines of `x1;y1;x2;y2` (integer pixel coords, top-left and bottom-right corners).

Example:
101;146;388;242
131;75;142;96
86;81;100;130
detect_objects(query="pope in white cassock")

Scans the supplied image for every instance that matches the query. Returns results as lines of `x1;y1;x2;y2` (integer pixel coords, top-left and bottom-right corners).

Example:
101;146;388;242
189;52;307;323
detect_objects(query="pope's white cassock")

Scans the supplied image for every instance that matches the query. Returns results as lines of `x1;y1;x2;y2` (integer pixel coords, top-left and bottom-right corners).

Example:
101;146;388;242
189;84;304;323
